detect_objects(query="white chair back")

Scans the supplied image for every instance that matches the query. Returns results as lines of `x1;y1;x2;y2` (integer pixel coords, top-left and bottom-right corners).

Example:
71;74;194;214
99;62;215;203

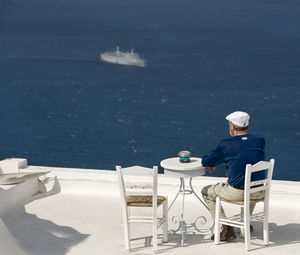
244;159;275;210
116;165;167;251
116;165;158;209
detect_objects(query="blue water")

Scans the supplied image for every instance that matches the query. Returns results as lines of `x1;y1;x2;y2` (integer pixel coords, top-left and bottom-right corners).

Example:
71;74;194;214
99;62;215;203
0;0;299;181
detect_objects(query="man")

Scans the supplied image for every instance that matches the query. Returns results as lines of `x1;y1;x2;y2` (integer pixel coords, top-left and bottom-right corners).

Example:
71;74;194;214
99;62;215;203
201;111;265;241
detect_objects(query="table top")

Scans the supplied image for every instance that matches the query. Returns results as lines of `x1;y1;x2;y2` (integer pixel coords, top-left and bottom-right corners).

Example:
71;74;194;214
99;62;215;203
160;157;204;171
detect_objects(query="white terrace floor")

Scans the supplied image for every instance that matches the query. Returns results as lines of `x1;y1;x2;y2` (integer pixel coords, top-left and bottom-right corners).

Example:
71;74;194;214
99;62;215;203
1;163;300;255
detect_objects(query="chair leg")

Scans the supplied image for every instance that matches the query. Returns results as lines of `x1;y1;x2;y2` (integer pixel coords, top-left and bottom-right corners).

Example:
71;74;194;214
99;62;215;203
244;208;251;251
263;210;269;245
153;220;158;251
263;220;269;246
162;198;168;242
240;207;245;237
121;205;131;250
123;219;130;250
214;196;221;245
244;224;251;251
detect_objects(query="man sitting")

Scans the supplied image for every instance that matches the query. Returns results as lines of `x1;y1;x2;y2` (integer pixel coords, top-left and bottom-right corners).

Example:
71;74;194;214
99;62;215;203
201;111;265;241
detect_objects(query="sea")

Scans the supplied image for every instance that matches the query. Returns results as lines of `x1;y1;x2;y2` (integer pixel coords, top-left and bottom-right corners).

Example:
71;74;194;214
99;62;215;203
0;0;299;181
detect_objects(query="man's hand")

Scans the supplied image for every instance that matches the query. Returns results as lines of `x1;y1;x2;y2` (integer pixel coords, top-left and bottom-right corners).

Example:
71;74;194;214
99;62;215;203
205;166;216;173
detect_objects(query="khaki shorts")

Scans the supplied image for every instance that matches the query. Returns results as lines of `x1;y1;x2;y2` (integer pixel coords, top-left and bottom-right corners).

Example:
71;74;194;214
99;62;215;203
201;182;265;219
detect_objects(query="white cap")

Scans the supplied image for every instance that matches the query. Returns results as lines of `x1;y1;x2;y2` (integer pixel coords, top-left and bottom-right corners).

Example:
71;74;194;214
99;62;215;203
226;111;250;127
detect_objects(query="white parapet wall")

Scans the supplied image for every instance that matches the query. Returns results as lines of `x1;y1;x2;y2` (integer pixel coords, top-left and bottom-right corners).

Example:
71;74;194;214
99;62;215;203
2;158;300;199
0;158;59;216
21;161;300;200
0;159;43;255
0;178;43;216
0;158;28;174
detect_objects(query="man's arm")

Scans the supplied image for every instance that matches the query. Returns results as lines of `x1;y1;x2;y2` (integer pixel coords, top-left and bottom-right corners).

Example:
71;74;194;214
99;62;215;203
202;143;225;169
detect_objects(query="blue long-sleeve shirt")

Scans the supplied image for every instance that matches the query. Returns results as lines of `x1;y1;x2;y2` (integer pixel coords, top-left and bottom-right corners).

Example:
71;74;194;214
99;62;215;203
201;134;265;187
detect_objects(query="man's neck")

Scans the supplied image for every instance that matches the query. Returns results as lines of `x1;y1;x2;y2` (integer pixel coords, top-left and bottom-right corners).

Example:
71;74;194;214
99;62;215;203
233;131;248;136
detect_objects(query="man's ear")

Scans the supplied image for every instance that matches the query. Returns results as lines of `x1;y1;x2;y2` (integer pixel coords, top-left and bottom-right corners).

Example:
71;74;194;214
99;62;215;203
230;123;236;135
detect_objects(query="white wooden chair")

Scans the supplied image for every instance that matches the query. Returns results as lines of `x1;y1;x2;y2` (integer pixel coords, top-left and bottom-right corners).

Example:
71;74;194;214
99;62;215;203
214;159;275;251
116;165;168;252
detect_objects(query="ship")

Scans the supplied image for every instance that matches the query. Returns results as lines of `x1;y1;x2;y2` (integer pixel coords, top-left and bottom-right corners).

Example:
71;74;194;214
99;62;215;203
100;46;146;67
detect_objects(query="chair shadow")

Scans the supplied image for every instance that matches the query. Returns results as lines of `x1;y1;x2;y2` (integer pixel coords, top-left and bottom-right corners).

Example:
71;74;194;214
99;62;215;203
219;221;300;251
257;222;300;247
130;221;300;253
2;206;89;255
148;222;300;253
128;232;210;254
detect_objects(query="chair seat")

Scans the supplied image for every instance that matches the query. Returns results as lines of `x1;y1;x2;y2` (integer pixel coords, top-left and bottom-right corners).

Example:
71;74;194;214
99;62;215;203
220;197;265;205
126;195;166;207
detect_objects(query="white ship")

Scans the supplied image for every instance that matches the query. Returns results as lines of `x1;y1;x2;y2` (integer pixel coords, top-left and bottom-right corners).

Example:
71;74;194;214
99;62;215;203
100;46;146;67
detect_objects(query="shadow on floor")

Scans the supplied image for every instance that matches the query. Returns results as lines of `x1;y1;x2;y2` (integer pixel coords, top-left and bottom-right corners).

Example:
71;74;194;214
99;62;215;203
214;221;300;251
240;221;300;245
128;232;211;254
129;221;300;253
2;207;89;255
268;222;300;246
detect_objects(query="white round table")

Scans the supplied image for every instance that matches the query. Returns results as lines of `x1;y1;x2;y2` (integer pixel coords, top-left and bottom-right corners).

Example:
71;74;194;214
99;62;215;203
160;157;212;246
161;157;205;178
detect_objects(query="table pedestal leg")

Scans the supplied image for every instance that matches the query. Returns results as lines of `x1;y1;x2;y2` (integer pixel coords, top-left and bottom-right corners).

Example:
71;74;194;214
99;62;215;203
180;177;185;246
168;177;214;246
